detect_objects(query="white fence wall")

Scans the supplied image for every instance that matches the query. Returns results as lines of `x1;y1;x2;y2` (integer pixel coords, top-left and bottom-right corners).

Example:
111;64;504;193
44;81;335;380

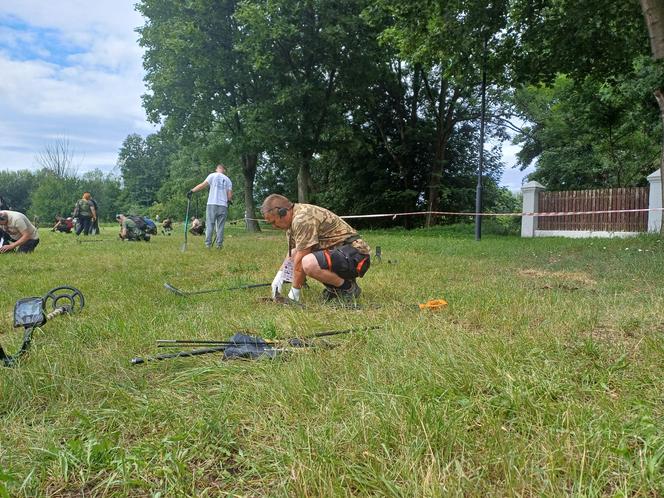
521;169;661;238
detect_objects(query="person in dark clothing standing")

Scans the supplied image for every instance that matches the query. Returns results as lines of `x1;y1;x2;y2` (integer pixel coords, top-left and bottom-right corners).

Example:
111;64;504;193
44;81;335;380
73;192;97;236
89;197;100;234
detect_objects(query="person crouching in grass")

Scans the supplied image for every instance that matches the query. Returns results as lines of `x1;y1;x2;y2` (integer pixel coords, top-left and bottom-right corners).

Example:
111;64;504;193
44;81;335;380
0;210;40;254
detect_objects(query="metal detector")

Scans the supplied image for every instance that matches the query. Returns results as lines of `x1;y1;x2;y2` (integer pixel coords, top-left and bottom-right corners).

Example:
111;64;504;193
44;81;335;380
1;285;85;367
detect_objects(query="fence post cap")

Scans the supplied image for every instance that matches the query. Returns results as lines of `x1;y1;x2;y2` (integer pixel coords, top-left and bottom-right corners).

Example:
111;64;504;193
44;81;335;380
521;181;546;192
647;169;661;181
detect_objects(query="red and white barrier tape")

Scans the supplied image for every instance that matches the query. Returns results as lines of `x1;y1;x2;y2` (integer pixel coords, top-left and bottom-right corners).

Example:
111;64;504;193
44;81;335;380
341;207;662;219
238;207;663;224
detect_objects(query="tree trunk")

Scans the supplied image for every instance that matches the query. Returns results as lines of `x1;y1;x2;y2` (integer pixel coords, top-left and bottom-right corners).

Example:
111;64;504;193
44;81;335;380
655;89;664;235
423;75;459;228
425;135;450;227
241;153;260;232
639;0;664;234
297;154;314;203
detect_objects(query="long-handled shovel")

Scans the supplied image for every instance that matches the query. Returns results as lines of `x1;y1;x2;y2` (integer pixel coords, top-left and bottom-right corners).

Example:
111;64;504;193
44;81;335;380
181;195;191;252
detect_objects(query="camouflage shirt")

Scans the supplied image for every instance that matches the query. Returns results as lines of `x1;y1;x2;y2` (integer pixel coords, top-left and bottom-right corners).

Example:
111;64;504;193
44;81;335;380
287;203;362;253
122;218;142;237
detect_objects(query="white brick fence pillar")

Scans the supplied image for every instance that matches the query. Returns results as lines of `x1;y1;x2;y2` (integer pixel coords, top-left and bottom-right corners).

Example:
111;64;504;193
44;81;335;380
521;181;545;238
648;169;662;233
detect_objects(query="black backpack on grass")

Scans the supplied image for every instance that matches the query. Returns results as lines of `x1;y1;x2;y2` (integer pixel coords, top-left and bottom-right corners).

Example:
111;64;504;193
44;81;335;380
129;215;148;231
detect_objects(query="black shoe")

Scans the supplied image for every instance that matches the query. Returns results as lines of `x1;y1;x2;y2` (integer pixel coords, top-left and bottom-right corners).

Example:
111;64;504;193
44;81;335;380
322;285;340;301
322;281;361;302
340;280;361;299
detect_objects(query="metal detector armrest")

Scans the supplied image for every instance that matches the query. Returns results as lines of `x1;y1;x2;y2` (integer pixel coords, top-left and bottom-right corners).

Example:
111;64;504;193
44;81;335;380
13;297;46;328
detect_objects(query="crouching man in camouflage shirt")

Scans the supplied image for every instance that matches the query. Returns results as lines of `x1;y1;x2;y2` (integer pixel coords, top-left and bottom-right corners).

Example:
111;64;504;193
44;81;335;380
261;194;371;303
116;214;150;242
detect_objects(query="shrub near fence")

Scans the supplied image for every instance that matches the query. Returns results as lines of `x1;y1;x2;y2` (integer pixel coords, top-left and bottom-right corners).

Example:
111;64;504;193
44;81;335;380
538;187;649;232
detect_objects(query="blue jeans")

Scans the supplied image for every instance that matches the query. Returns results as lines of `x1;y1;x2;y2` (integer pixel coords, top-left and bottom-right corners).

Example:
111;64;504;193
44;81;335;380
205;204;228;248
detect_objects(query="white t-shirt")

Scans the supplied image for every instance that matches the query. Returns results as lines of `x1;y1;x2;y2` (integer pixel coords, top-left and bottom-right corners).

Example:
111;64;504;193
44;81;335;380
205;172;232;206
3;211;39;241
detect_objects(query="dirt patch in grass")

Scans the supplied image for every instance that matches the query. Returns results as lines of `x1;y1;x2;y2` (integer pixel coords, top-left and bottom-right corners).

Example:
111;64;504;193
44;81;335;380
518;269;597;290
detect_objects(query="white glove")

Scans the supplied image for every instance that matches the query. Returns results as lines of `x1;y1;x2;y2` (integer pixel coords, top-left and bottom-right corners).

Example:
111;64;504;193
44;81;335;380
271;270;284;298
287;287;301;302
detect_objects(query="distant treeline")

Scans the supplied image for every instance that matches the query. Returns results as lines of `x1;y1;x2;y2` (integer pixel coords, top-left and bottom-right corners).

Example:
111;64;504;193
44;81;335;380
0;169;123;223
3;0;660;230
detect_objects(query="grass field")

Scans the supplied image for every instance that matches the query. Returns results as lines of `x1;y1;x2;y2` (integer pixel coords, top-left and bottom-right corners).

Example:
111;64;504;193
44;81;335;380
1;223;663;497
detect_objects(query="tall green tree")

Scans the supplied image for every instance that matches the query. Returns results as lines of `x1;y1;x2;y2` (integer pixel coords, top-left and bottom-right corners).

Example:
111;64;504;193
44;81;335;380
235;0;379;203
508;1;662;176
118;134;153;208
509;0;648;84
513;74;660;189
30;172;80;222
0;170;39;214
364;0;512;225
137;0;268;231
118;132;174;209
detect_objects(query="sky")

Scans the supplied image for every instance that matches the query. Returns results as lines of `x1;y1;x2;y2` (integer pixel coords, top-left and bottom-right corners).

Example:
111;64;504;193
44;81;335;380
0;1;532;191
0;0;156;177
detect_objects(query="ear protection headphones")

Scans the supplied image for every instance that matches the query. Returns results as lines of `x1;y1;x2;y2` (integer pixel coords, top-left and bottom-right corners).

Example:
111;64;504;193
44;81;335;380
265;205;290;217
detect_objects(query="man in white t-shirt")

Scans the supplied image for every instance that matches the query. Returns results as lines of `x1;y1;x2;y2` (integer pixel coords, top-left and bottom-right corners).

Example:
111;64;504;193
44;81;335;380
0;210;40;253
188;163;233;248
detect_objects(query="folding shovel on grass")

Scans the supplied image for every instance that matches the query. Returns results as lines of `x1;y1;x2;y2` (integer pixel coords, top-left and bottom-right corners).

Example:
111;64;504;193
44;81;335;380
131;326;380;365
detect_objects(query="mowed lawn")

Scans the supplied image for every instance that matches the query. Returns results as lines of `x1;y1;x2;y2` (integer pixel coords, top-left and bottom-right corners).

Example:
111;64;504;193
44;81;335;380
1;223;663;497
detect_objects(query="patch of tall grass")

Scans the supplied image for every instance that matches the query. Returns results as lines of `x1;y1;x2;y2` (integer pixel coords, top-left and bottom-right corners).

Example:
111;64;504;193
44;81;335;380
0;224;663;496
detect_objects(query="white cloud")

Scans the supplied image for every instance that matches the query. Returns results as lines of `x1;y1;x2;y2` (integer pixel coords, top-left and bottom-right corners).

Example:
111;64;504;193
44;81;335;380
68;36;143;71
0;1;155;174
0;1;143;37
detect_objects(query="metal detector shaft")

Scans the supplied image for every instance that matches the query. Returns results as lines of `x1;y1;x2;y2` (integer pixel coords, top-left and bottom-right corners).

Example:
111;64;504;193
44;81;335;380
228;283;272;291
157;339;270;347
157;337;275;347
131;345;229;365
156;326;380;348
45;307;69;321
301;325;380;339
164;282;270;297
